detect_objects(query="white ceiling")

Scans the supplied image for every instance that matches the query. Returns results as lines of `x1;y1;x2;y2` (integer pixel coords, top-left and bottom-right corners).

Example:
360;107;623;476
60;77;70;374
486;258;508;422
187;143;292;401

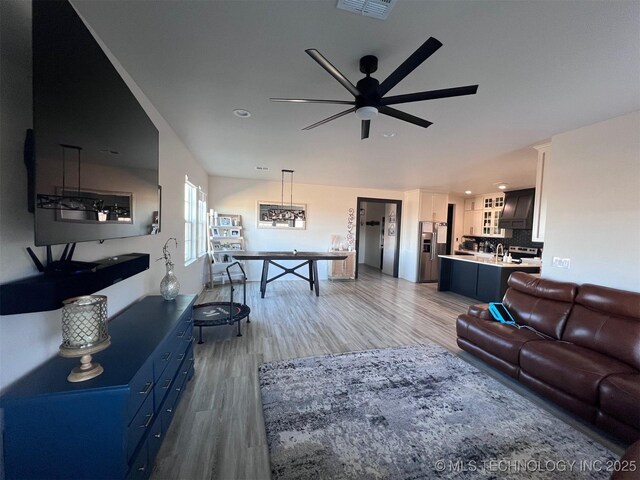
73;0;640;195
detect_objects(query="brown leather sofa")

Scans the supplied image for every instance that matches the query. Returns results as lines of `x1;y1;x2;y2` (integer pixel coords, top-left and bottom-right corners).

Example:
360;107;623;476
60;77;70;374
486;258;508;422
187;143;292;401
611;440;640;479
456;272;640;444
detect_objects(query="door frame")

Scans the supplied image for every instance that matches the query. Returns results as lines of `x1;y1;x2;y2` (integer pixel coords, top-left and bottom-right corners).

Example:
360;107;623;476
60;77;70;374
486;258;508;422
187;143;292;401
355;197;402;279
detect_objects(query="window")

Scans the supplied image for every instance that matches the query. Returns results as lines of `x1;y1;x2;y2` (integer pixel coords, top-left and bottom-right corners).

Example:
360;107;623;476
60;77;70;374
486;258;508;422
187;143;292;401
184;179;196;264
197;189;207;257
185;178;207;265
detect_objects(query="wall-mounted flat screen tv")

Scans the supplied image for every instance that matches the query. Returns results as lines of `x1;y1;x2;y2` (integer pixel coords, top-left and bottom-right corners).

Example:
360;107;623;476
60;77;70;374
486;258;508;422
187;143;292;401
33;0;159;246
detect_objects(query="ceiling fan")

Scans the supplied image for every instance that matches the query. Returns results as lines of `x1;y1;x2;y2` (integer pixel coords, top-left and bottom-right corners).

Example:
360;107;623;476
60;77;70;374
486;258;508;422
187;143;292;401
271;37;478;140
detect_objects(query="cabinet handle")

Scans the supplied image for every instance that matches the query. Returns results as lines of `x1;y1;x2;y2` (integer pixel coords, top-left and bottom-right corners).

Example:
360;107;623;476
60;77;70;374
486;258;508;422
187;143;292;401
162;379;172;389
189;356;194;362
177;353;185;361
177;330;185;338
162;352;172;362
138;464;146;472
154;432;162;439
166;407;172;414
182;370;188;376
176;386;181;393
139;413;153;429
139;382;153;395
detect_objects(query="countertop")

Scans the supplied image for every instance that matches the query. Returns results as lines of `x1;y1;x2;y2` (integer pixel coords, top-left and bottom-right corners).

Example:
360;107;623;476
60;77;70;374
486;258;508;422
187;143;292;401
439;254;541;269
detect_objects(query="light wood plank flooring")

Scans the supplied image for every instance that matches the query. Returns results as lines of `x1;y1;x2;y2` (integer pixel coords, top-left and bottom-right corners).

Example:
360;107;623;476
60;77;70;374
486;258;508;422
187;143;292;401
152;265;622;480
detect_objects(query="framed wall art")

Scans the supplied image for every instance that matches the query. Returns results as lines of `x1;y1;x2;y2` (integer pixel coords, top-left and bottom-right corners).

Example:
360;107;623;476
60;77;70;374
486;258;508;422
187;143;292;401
257;201;306;229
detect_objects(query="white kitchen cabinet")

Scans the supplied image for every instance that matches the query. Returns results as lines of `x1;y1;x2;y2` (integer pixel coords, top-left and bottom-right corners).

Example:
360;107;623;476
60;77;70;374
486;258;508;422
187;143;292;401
463;210;482;236
532;143;550;242
483;193;505;211
463;192;511;238
482;193;511;238
420;192;448;221
464;195;483;211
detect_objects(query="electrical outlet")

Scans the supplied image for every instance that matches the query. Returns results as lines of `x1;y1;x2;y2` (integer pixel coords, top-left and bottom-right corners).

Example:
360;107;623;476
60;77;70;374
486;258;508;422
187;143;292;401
552;257;571;269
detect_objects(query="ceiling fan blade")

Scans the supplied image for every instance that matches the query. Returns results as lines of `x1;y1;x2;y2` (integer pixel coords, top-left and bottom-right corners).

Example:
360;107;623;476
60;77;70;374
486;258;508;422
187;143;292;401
305;49;361;97
378;106;432;128
377;37;443;97
270;98;355;105
380;85;479;106
302;107;356;130
361;120;371;140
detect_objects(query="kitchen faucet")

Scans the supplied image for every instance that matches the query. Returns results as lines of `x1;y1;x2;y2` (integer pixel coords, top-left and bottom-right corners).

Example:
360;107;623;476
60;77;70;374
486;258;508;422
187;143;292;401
495;243;504;262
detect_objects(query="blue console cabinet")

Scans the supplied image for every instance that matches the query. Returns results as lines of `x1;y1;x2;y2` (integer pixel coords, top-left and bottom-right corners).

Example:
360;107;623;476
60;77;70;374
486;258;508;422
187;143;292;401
1;295;197;479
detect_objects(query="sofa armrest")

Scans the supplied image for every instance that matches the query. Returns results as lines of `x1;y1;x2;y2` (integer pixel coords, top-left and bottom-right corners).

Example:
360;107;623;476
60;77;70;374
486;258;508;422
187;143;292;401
467;303;493;320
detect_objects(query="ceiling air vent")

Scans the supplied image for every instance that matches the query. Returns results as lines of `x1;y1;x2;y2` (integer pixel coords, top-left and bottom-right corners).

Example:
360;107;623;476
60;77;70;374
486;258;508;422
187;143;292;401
255;166;270;171
337;0;398;20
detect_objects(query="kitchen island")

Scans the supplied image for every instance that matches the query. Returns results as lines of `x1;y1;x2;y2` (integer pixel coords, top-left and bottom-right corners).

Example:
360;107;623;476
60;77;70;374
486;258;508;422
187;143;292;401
438;255;540;302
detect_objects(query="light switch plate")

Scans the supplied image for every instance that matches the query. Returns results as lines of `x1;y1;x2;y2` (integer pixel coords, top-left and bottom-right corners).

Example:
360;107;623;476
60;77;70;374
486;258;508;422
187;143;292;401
552;257;571;269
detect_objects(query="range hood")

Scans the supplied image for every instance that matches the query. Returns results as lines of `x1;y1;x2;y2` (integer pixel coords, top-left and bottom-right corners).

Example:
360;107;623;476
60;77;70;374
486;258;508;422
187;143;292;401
499;188;535;229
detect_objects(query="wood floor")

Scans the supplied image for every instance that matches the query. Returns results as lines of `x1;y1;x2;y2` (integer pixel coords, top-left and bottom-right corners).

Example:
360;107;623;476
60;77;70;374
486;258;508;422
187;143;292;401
152;265;621;480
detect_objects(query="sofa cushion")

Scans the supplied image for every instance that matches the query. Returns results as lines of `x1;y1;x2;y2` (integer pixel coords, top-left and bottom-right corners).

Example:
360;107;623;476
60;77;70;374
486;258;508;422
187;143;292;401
503;272;578;339
562;284;640;369
519;371;597;422
457;338;520;378
599;373;640;431
520;341;636;403
457;314;541;364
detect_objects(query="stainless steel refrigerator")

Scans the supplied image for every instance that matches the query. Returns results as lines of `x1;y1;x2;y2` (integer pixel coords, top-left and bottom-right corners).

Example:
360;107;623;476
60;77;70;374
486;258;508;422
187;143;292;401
418;221;448;283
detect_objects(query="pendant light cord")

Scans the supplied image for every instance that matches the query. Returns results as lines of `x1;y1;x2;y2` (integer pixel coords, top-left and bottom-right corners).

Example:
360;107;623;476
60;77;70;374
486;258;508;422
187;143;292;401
281;169;295;211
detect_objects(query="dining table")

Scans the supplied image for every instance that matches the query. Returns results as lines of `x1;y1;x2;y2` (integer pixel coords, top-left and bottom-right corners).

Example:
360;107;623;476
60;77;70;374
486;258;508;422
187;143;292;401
230;251;348;298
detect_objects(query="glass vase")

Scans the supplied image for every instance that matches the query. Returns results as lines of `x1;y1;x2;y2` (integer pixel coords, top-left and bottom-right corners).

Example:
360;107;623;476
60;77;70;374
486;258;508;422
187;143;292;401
160;263;180;301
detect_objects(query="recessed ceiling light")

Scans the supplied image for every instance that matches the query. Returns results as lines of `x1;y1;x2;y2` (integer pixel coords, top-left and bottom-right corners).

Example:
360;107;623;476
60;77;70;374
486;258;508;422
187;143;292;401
233;109;251;118
382;132;396;138
498;183;507;190
464;190;472;195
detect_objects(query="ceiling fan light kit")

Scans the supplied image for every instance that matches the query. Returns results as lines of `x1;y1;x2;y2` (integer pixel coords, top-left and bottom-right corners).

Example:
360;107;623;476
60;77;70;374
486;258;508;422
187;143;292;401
355;106;379;120
270;37;478;140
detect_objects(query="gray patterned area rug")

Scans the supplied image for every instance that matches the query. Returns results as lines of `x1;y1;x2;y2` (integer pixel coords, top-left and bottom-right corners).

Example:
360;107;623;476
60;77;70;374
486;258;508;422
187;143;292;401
259;344;618;480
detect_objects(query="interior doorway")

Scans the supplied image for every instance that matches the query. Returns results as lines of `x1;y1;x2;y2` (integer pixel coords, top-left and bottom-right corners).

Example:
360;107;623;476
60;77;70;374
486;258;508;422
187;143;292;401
355;197;402;279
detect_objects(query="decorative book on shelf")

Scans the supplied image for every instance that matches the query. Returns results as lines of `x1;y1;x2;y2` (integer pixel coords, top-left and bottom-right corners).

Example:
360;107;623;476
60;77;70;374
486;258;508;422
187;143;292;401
207;212;245;286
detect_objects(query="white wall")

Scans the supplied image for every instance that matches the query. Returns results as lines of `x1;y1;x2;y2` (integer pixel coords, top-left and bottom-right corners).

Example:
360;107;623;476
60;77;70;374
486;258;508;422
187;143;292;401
208;176;403;281
543;111;640;291
398;189;420;282
0;1;208;392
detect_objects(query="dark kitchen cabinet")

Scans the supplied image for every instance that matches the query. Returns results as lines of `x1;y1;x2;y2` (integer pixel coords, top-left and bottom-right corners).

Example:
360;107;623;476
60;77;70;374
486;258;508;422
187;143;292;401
476;265;503;302
439;257;540;302
450;260;478;298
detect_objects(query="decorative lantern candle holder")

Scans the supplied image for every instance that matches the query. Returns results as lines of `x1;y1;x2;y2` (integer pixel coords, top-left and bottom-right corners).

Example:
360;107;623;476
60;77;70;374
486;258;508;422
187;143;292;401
59;295;111;382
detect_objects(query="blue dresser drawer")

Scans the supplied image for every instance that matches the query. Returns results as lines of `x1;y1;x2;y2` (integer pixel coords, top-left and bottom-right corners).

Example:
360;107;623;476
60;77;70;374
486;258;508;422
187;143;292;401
147;415;163;471
160;345;193;432
152;321;192;375
127;360;154;421
127;438;150;480
127;389;154;460
154;337;191;411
